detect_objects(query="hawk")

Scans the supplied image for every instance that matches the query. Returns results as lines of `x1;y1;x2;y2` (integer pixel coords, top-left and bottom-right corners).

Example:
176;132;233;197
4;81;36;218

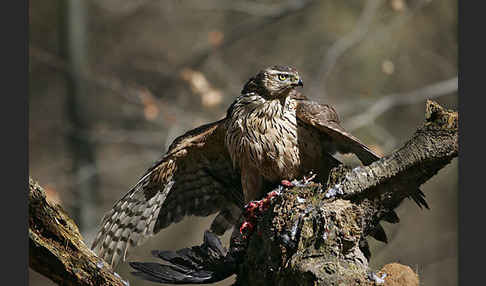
92;65;428;267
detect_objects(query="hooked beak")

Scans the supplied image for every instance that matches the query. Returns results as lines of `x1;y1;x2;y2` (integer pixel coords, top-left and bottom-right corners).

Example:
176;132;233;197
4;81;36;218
292;78;303;88
297;78;303;87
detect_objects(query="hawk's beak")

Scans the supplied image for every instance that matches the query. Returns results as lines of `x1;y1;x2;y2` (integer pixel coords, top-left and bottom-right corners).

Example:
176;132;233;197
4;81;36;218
292;78;304;87
297;79;304;87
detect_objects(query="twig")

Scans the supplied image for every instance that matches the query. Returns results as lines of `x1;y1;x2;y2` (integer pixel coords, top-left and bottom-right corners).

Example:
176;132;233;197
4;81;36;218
30;46;218;130
178;0;316;70
309;0;433;100
54;151;159;192
309;0;382;98
186;0;310;17
92;0;154;16
367;124;398;151
30;46;154;106
343;77;457;131
80;128;168;147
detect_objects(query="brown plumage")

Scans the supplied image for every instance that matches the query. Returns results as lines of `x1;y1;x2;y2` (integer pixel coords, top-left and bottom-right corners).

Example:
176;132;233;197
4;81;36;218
92;65;427;267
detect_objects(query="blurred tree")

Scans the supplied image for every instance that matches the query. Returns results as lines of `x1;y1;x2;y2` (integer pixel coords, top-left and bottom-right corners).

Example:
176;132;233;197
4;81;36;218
59;0;100;233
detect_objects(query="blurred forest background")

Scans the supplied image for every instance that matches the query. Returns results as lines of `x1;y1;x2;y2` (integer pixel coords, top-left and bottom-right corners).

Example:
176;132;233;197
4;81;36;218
29;0;458;285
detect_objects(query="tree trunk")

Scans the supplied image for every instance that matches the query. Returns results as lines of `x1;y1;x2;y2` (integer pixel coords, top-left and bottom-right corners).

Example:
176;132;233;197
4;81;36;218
59;0;100;232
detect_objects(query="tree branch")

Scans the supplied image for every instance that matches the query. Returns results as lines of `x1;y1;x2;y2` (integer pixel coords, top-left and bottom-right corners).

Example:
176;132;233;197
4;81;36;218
308;0;382;99
29;178;127;286
344;77;458;131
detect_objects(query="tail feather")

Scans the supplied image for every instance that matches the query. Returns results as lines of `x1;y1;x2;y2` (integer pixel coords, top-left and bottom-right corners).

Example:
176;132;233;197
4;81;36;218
370;223;388;243
382;210;400;224
130;231;234;284
130;262;214;284
410;188;429;209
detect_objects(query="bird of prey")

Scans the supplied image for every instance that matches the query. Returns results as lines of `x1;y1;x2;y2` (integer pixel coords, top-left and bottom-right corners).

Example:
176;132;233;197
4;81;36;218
91;65;428;268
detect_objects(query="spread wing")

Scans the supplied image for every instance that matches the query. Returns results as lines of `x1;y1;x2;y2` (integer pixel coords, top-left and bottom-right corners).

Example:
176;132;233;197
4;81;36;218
295;98;429;211
295;99;380;165
91;118;243;267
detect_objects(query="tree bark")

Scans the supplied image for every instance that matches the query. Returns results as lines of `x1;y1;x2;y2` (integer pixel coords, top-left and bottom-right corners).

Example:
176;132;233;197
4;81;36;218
29;178;126;286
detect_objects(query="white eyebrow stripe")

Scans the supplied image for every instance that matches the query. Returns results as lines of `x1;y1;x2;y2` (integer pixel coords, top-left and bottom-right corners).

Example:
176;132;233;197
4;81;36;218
267;70;296;76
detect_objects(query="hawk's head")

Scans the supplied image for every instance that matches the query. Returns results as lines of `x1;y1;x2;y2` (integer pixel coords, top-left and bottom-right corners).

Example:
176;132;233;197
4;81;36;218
242;65;303;98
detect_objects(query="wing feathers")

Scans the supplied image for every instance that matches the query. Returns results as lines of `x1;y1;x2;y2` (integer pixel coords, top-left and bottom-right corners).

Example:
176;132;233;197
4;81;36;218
92;119;242;267
295;100;380;165
92;175;173;267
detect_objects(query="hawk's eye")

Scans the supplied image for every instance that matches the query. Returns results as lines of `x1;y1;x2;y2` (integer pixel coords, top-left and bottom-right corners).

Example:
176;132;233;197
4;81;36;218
278;74;287;81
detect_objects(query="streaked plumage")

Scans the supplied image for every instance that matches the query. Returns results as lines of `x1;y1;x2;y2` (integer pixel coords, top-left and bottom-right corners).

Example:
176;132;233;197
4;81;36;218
91;65;427;268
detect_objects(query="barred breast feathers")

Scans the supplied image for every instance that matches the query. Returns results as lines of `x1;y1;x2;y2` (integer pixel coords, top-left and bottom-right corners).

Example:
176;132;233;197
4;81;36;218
225;93;301;181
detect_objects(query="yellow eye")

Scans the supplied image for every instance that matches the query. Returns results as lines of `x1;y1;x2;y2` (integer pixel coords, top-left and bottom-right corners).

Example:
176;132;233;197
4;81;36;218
278;74;287;81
